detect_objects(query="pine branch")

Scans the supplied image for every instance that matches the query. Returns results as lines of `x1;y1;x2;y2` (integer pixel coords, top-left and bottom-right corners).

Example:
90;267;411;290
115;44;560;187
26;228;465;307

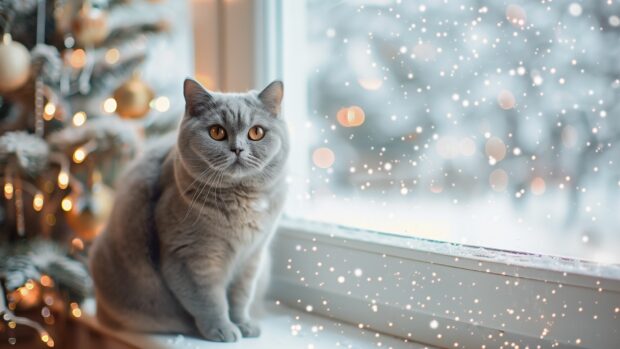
0;240;92;301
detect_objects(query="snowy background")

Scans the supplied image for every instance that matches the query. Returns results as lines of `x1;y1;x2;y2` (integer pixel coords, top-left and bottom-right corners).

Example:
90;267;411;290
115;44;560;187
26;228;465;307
286;0;620;263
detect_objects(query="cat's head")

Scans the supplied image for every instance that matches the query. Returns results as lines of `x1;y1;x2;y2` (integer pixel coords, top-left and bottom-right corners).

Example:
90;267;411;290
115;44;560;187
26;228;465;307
178;79;289;187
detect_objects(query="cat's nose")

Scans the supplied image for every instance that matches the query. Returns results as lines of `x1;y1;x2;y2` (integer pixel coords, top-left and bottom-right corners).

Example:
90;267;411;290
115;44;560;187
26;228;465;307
230;147;243;156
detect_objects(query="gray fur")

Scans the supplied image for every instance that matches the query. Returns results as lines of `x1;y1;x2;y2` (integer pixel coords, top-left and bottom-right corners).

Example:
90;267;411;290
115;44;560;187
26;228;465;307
89;79;288;342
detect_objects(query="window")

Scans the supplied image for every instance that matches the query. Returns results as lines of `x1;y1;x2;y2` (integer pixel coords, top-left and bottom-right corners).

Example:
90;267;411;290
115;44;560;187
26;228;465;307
261;2;620;348
278;0;620;264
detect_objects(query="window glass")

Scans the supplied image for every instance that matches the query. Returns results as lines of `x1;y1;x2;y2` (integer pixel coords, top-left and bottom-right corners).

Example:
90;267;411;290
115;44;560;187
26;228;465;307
283;0;620;263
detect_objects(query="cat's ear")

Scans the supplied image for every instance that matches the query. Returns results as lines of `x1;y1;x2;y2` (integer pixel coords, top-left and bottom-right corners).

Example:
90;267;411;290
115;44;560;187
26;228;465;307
183;78;215;117
258;80;283;116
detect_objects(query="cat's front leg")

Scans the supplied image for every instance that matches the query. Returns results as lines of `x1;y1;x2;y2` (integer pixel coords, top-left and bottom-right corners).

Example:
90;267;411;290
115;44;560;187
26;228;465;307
161;252;241;342
227;250;263;337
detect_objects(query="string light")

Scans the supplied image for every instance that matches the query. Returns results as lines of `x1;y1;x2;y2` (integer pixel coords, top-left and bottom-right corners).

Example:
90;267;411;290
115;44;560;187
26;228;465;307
72;147;87;163
69;49;87;68
4;181;14;199
43;103;56;120
72;111;87;126
70;302;82;318
152;96;170;112
40;275;53;287
102;97;117;113
104;48;120;64
33;192;44;211
72;237;85;251
40;331;54;347
61;197;73;212
57;171;69;189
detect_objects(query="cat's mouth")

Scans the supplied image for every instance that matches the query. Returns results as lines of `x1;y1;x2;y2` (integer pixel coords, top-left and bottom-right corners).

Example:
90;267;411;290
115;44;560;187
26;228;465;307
226;157;262;177
228;157;248;171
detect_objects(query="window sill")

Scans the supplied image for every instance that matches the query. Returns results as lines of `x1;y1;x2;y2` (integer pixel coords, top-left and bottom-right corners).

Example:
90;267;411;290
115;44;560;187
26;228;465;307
270;217;620;348
79;299;433;349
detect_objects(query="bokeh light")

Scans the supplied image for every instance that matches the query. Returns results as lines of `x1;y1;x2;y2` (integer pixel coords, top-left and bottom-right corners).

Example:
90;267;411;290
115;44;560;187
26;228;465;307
312;147;335;168
105;48;120;64
72;112;87;126
497;90;516;110
531;177;546;195
485;137;507;162
489;169;509;192
102;98;117;113
336;106;365;127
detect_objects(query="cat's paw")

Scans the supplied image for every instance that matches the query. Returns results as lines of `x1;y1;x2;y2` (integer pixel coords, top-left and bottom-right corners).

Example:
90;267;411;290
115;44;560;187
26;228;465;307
235;320;261;338
197;321;242;342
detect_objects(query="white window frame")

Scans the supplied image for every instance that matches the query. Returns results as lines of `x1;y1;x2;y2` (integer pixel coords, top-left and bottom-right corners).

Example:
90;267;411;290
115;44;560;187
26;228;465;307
199;1;620;347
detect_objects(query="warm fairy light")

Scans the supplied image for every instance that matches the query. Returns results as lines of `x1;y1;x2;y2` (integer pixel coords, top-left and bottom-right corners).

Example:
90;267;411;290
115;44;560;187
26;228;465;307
4;181;14;200
336;106;365;127
312;147;335;169
61;197;73;212
102;97;117;113
43;103;56;120
72;237;85;251
72;111;87;126
33;192;44;211
40;275;53;287
153;96;170;112
70;302;82;318
105;48;120;64
40;332;54;347
25;280;35;290
73;147;87;163
69;49;87;68
58;171;69;189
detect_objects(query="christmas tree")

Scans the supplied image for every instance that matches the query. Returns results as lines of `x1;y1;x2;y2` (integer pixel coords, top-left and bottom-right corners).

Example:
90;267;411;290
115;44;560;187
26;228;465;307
0;0;192;346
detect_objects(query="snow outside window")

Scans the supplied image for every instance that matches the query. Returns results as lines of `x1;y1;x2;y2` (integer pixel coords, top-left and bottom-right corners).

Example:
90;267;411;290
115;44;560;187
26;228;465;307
282;0;620;263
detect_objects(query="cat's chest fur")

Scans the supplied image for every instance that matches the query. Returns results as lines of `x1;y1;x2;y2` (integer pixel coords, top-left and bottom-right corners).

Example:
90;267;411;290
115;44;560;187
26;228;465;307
155;150;285;252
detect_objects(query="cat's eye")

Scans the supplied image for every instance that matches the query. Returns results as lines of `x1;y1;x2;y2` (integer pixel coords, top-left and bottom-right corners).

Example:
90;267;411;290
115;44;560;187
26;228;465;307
248;126;265;141
209;125;227;141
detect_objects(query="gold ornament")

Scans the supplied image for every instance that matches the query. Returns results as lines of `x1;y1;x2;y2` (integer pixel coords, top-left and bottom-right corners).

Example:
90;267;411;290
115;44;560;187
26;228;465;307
65;183;113;241
112;75;155;119
0;34;31;93
72;4;109;47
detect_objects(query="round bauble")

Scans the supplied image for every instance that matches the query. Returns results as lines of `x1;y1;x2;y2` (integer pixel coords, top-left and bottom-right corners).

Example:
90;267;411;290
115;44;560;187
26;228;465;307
0;34;31;93
113;76;155;119
65;183;113;241
72;5;109;47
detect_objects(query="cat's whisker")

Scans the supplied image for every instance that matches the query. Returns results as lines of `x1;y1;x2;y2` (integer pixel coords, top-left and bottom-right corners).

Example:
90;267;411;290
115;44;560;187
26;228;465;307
183;169;218;222
185;159;227;220
189;169;219;226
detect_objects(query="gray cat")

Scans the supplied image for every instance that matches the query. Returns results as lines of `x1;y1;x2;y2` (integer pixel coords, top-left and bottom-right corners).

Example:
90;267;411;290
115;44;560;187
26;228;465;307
89;79;289;342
